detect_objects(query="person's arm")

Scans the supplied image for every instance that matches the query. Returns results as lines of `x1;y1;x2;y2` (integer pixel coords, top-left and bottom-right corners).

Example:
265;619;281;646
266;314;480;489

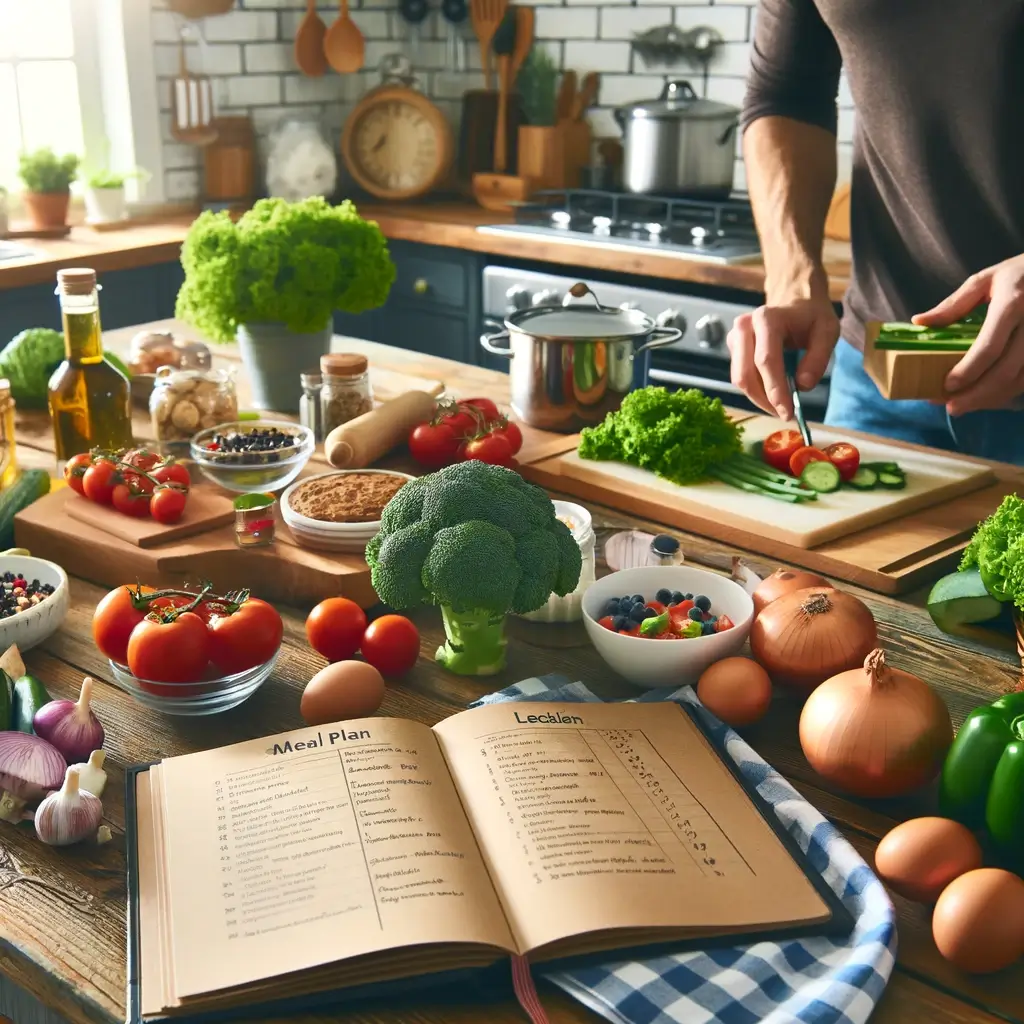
728;0;843;415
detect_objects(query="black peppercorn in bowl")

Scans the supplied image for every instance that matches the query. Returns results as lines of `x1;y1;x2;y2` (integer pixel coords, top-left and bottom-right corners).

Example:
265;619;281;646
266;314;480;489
0;551;70;653
190;421;315;493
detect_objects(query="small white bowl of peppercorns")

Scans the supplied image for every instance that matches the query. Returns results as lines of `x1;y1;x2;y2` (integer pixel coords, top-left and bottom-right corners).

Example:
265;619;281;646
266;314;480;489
0;551;69;653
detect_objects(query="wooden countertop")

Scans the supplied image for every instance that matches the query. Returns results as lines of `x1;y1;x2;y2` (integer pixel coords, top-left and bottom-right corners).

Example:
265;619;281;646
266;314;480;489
0;202;852;300
2;331;1021;1024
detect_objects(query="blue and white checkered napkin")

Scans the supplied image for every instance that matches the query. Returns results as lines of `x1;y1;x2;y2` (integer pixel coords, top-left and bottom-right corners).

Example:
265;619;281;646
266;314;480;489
471;675;897;1024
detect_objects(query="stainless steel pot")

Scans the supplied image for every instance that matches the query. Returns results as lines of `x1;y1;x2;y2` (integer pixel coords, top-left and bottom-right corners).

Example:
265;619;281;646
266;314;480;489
614;80;739;197
480;283;681;432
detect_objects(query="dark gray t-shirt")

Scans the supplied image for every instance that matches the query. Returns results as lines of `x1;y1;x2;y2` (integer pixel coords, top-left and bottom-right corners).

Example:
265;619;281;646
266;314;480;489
742;0;1024;348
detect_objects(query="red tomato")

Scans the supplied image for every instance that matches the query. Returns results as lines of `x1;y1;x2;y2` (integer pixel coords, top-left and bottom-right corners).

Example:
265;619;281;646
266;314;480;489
151;461;191;491
408;421;461;469
123;449;162;474
151;485;187;524
360;615;420;676
82;459;119;505
493;419;523;455
823;442;861;482
92;583;187;664
127;609;211;685
205;597;283;675
64;453;93;495
460;397;500;423
789;446;829;478
112;482;152;518
715;615;735;633
463;432;514;466
762;429;804;474
306;597;367;662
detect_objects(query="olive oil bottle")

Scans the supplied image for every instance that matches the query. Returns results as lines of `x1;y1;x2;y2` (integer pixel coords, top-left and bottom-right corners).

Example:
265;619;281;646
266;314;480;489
0;379;20;491
47;268;133;467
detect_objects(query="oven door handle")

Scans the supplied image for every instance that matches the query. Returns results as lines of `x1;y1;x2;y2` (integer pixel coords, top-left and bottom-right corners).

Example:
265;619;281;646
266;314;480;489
647;367;745;396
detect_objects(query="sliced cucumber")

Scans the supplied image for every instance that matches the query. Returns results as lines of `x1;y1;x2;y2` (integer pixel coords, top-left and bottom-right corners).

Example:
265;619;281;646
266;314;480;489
862;461;902;474
800;459;842;493
847;467;879;490
878;471;907;489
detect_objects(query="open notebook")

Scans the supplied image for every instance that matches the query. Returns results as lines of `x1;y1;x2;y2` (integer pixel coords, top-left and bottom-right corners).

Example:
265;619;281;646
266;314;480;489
126;700;849;1022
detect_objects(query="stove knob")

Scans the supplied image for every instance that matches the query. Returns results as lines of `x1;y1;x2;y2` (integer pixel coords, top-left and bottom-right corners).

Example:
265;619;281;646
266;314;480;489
505;285;531;312
533;288;562;307
656;308;687;334
695;314;726;350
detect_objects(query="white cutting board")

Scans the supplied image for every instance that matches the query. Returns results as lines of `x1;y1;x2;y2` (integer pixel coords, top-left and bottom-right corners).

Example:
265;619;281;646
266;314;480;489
560;416;995;549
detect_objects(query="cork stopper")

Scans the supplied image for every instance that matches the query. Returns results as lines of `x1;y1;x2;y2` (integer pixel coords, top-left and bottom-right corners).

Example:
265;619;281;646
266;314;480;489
56;267;97;296
0;378;10;399
321;353;368;377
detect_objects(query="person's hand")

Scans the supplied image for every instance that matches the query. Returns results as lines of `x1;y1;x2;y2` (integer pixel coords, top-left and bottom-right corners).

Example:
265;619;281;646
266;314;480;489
913;254;1024;415
727;296;840;420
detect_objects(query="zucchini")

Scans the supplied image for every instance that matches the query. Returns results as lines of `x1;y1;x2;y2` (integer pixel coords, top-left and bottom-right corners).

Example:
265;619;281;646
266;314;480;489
800;460;842;493
0;469;51;548
847;467;879;490
11;674;51;733
0;669;12;731
878;471;907;490
710;468;809;503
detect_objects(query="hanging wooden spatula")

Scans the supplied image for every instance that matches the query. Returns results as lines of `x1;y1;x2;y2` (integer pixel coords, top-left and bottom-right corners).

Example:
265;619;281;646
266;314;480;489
171;36;218;146
470;0;508;92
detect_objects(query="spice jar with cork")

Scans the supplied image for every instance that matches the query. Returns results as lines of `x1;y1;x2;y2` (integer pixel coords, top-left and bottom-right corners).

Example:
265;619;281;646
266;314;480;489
320;353;373;436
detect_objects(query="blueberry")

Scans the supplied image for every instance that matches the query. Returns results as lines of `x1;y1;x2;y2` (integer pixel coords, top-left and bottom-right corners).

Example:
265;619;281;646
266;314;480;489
683;592;693;601
688;607;704;621
655;588;672;604
630;594;644;606
604;598;622;617
701;621;716;635
670;591;685;605
629;604;649;623
612;615;630;632
642;606;659;619
695;595;712;612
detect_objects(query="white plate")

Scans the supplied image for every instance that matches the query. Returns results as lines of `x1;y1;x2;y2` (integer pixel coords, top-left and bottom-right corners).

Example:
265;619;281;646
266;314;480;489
281;470;415;535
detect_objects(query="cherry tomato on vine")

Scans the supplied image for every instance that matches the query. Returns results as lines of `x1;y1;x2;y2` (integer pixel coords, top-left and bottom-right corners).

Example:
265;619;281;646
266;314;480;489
82;459;119;505
127;609;211;688
64;453;94;495
151;486;187;524
123;449;162;474
151;461;191;491
204;597;283;675
306;597;367;662
360;615;420;676
408;421;461;469
112;482;152;518
92;584;189;664
460;397;500;423
463;432;514;466
492;419;523;455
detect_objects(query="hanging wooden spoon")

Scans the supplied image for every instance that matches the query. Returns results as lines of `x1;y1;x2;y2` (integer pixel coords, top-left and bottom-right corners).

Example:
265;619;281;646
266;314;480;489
294;0;328;77
323;0;365;74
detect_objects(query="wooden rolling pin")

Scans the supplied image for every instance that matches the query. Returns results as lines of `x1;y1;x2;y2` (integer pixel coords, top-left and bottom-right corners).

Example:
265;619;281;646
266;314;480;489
325;390;438;468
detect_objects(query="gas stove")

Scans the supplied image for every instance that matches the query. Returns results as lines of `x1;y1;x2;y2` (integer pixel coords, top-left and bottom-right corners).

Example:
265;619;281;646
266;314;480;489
477;189;762;265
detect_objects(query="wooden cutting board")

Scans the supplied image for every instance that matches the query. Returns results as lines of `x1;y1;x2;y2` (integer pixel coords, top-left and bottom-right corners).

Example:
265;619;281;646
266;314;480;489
14;487;377;608
558;416;995;550
64;487;235;548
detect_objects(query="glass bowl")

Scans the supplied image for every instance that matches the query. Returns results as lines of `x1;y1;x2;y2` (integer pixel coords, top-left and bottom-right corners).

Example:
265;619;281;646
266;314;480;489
107;649;279;716
189;421;314;493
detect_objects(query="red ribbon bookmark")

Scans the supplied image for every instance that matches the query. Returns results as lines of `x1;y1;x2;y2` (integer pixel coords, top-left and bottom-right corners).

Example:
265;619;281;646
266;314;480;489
511;954;551;1024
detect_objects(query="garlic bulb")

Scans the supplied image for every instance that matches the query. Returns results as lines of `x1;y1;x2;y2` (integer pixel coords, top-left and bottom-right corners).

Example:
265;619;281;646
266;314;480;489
70;749;108;798
34;767;103;847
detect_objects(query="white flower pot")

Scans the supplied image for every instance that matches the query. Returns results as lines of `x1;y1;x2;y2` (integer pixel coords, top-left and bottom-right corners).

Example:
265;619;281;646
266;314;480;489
84;186;127;225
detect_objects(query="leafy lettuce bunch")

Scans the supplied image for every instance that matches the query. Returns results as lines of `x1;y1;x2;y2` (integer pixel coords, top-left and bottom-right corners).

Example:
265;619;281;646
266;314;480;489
960;494;1024;610
578;386;742;485
175;197;395;342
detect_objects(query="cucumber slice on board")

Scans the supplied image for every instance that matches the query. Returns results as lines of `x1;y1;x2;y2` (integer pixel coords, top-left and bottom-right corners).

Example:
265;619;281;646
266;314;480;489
800;459;841;493
877;471;907;489
927;569;1004;636
847;467;879;490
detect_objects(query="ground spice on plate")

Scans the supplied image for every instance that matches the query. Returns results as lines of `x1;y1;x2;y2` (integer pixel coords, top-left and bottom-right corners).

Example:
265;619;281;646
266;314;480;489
289;473;408;523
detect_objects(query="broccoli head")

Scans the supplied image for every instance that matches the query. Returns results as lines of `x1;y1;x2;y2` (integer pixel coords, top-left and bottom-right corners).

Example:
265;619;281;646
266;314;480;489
960;494;1024;608
366;461;582;675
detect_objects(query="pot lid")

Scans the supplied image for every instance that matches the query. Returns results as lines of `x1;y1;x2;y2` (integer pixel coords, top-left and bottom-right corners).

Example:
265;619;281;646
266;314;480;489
507;304;654;341
617;79;739;122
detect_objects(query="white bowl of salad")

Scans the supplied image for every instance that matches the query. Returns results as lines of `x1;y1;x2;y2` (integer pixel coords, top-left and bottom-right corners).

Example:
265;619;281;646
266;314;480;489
582;565;754;688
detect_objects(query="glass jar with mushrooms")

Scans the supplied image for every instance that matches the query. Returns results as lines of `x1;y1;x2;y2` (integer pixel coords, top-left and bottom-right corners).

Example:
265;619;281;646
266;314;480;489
150;366;238;454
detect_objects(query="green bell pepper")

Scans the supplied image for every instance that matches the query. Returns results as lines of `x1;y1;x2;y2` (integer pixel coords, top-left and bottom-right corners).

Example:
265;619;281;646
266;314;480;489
939;691;1024;853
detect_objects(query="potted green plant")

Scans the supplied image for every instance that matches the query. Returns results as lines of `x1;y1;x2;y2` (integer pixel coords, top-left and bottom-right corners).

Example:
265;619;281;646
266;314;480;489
175;196;395;412
84;168;149;225
516;48;564;188
18;148;80;230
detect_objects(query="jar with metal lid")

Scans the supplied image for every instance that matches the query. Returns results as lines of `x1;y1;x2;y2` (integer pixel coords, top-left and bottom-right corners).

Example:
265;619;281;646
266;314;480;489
320;353;373;435
299;372;323;442
518;501;597;623
150;365;238;454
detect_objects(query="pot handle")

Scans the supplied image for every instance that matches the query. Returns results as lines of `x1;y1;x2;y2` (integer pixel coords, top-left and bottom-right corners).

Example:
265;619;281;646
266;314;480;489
662;80;698;102
717;119;739;147
480;319;513;358
636;326;682;354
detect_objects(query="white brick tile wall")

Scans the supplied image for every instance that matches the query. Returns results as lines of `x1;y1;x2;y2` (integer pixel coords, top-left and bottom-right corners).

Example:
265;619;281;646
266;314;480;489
149;0;856;201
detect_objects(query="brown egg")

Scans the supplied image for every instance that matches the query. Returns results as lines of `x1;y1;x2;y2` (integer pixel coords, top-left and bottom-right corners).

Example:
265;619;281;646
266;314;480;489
300;660;385;726
932;868;1024;973
696;657;773;728
874;817;983;903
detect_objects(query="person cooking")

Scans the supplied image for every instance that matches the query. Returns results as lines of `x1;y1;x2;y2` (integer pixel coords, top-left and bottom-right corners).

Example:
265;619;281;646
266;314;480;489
727;0;1024;466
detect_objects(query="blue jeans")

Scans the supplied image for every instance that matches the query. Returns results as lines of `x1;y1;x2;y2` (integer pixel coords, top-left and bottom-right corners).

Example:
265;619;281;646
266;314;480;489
824;340;1024;466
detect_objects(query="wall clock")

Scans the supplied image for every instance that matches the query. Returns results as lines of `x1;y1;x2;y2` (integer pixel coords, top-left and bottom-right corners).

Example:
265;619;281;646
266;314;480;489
341;59;454;201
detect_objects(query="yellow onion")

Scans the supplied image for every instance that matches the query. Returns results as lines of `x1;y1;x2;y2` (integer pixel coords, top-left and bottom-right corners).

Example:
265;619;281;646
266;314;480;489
752;569;833;615
799;648;953;798
750;587;877;694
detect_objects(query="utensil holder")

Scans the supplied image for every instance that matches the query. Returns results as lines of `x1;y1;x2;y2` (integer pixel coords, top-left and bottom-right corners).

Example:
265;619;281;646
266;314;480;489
457;90;524;186
471;173;536;211
517;126;565;189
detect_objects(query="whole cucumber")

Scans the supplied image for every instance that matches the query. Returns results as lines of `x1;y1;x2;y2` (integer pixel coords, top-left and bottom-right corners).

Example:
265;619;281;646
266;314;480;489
0;670;12;731
11;674;51;733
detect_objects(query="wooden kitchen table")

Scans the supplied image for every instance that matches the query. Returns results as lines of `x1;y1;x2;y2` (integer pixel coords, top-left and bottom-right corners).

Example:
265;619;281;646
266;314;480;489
2;337;1023;1024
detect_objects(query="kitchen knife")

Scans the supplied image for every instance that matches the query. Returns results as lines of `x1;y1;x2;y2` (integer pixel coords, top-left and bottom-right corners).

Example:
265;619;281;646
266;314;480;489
783;348;813;447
